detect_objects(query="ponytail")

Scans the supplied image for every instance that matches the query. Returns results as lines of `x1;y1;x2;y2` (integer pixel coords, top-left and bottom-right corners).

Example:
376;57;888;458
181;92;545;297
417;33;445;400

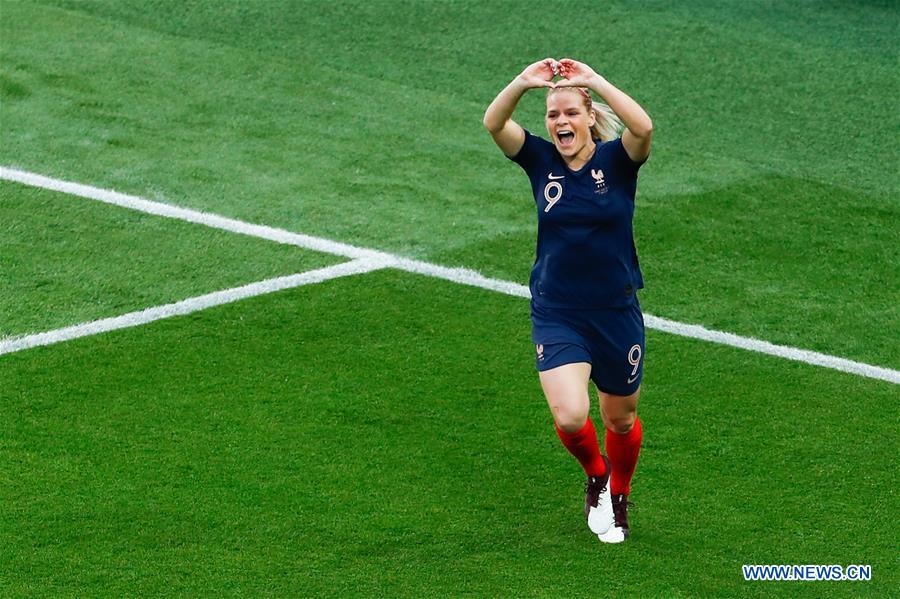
589;101;623;143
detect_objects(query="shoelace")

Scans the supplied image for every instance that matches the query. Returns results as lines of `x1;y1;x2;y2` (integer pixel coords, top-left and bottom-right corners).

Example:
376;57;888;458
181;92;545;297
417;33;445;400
585;479;608;495
612;498;635;527
584;478;608;509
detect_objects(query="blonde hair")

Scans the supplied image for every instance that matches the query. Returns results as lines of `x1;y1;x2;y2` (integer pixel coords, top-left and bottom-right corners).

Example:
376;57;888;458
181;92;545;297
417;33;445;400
547;86;623;142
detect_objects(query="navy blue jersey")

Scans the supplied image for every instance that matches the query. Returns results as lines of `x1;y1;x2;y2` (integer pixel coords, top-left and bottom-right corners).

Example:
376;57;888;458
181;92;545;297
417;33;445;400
509;130;645;308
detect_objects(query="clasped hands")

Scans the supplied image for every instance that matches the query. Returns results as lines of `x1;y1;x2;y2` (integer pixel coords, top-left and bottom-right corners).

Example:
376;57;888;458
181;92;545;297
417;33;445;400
517;58;601;90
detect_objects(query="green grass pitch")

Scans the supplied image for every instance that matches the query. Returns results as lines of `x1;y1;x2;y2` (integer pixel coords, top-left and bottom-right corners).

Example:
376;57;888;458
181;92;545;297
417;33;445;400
1;0;898;596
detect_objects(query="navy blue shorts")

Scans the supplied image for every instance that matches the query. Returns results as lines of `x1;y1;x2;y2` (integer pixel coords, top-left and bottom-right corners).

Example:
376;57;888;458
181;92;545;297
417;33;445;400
531;300;645;396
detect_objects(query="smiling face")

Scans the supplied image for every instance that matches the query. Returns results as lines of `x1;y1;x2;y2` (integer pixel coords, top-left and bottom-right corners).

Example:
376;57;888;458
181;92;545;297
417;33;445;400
545;88;596;162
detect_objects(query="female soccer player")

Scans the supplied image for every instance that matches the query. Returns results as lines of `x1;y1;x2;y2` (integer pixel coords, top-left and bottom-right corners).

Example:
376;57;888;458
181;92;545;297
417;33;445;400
483;58;652;543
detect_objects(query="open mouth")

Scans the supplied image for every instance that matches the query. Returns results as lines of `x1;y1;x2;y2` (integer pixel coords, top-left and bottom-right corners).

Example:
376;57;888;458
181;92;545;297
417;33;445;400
557;130;575;148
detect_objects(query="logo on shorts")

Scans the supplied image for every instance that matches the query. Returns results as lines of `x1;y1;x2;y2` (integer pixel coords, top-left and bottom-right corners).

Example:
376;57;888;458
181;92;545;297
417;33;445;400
536;344;545;362
591;168;608;195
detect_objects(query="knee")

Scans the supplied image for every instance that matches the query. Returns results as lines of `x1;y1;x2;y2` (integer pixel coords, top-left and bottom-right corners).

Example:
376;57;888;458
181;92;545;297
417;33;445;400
604;412;636;435
551;403;589;433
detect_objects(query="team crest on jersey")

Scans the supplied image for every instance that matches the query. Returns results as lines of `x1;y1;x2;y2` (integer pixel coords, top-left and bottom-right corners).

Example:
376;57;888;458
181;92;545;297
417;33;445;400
591;168;608;195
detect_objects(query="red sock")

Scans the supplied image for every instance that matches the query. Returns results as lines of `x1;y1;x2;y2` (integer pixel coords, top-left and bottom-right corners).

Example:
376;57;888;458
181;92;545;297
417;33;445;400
605;416;642;495
555;417;607;478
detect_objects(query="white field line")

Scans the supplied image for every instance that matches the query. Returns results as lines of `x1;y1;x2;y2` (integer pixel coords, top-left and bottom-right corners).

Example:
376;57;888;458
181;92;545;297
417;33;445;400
644;315;899;385
0;259;386;356
2;166;898;385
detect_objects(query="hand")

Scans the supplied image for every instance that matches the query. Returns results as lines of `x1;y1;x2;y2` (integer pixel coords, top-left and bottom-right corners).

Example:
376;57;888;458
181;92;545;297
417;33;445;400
516;58;558;89
554;58;600;88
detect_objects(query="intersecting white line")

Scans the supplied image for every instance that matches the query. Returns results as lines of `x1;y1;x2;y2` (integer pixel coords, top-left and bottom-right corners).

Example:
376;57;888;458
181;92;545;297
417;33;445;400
0;259;386;356
2;166;897;385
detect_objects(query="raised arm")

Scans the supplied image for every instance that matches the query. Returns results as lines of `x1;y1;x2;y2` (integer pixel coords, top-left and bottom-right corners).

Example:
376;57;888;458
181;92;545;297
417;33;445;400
483;58;557;157
556;59;653;163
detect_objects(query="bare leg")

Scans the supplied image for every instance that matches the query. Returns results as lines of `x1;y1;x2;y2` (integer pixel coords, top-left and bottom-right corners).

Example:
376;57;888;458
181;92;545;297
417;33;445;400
539;362;592;432
598;386;640;434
